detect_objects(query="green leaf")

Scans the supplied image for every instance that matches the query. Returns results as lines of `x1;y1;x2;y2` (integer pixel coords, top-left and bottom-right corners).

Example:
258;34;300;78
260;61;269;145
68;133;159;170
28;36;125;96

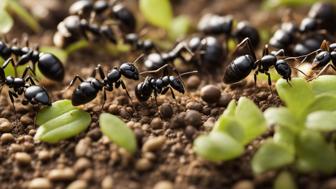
273;126;295;154
262;0;317;9
306;95;336;114
223;100;237;117
306;111;336;132
169;15;191;39
193;132;244;162
35;100;91;143
99;113;137;154
0;9;13;34
274;171;297;189
276;78;315;119
6;0;41;32
296;130;336;174
310;75;336;96
235;97;267;144
264;107;302;133
213;116;245;143
252;140;294;174
139;0;173;30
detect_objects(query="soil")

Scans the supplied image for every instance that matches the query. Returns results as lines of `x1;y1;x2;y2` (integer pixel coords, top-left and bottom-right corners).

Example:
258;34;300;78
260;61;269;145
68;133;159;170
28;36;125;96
1;0;335;189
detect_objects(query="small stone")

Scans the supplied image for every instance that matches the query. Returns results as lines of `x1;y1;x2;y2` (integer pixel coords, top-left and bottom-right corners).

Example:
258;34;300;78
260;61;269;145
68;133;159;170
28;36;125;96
1;133;14;143
142;136;166;152
28;178;52;189
67;180;87;189
48;168;76;181
201;85;221;104
0;118;13;132
185;110;202;127
108;104;119;114
186;75;201;90
185;126;196;139
75;138;91;157
74;158;91;172
38;150;51;161
170;113;186;128
159;103;173;119
186;102;203;111
218;93;232;107
135;158;152;171
10;143;24;152
150;117;163;129
87;128;102;141
232;180;254;189
101;176;114;189
153;181;174;189
15;152;32;165
20;115;33;125
323;178;336;189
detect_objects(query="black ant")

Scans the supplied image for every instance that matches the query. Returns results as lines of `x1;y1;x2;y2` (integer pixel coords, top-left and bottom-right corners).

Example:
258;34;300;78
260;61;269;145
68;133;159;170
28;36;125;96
69;0;136;33
0;58;51;114
135;64;197;103
223;38;305;86
123;33;157;55
197;14;260;48
65;57;141;107
0;39;65;82
53;15;117;48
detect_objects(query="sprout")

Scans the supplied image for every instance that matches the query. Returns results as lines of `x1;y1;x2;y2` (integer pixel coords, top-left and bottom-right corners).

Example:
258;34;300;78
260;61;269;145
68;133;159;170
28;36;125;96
274;171;297;189
35;100;91;143
99;113;137;154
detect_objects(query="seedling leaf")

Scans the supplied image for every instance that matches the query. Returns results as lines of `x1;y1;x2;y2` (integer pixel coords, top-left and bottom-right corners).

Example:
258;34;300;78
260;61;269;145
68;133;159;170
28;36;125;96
306;111;336;132
235;97;267;144
306;95;336;114
99;113;137;154
252;140;294;174
223;100;237;117
310;75;336;96
264;107;302;133
273;126;295;154
139;0;173;30
274;171;297;189
36;100;74;125
193;132;244;162
169;15;191;39
213;116;245;143
0;10;13;34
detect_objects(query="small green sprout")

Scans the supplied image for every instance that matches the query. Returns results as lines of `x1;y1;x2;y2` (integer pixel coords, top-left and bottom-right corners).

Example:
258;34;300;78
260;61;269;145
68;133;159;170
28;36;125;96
35;100;91;143
274;171;297;189
139;0;191;39
194;97;266;162
0;0;41;34
252;76;336;175
99;113;137;154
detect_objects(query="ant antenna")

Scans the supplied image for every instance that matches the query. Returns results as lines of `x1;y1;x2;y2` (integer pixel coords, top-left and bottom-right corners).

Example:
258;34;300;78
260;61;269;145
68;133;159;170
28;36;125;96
179;70;198;77
133;54;144;66
139;64;171;75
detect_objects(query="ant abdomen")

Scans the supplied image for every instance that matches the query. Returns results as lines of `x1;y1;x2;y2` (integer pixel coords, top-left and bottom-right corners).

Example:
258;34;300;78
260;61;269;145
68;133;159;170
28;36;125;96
223;55;254;84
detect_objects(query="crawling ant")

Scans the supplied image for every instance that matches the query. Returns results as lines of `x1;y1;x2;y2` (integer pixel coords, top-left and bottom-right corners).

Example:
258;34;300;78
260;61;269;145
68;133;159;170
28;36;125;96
69;0;136;33
197;14;260;48
135;64;197;103
66;57;141;107
53;15;117;48
0;58;51;114
123;33;157;54
223;38;305;86
0;39;65;82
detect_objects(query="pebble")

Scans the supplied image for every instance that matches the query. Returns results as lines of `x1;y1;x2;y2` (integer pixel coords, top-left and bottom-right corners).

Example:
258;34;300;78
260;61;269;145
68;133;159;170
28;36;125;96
101;176;114;189
20;115;33;125
150;117;163;129
218;93;232;107
28;178;52;189
67;180;87;189
15;152;32;165
75;138;91;157
201;85;221;104
186;102;203;111
10;143;24;152
142;136;166;152
186;75;201;90
87;128;102;141
323;178;336;189
0;118;13;132
1;133;14;143
159;103;173;119
38;150;51;161
108;104;119;114
232;180;254;189
185;110;202;127
153;181;174;189
74;158;91;172
170;112;186;128
135;158;152;171
48;168;76;181
184;126;196;139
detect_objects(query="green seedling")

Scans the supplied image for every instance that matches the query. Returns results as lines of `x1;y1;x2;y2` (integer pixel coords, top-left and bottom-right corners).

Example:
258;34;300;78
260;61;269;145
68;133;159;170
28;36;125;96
35;100;91;143
99;113;137;154
0;0;41;34
262;0;320;9
252;76;336;175
194;97;267;162
274;171;297;189
139;0;191;39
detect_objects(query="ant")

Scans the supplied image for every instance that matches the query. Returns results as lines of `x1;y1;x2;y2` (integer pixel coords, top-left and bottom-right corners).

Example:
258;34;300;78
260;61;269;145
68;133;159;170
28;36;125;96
123;33;157;55
0;58;51;115
53;15;117;48
223;38;305;86
197;14;260;48
0;39;65;82
135;64;197;103
65;57;141;107
69;0;136;33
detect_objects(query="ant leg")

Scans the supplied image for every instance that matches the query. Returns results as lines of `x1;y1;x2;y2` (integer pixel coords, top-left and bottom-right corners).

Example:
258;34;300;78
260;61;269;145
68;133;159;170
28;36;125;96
92;64;105;80
22;66;37;80
272;49;285;57
253;71;258;86
169;87;176;99
62;75;84;92
265;72;274;95
312;64;332;80
100;88;107;111
8;91;18;121
263;44;269;56
2;57;17;72
25;76;36;85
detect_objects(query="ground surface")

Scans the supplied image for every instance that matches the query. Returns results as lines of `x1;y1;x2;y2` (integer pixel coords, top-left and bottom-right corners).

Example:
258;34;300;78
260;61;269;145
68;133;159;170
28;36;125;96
1;0;336;189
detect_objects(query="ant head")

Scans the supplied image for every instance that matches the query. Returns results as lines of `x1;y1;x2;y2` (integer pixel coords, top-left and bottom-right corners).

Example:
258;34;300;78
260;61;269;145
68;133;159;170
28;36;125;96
120;63;139;80
169;76;185;94
275;60;292;80
300;17;319;33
